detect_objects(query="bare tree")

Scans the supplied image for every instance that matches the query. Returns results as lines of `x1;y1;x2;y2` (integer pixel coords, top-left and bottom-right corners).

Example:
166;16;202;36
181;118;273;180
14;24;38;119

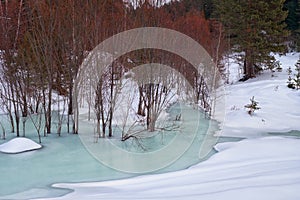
0;120;5;140
135;64;177;132
55;94;67;136
0;75;14;133
94;61;124;137
29;106;44;144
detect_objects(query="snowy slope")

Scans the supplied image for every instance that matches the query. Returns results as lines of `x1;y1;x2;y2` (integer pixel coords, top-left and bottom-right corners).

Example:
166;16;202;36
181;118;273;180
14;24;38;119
218;53;300;138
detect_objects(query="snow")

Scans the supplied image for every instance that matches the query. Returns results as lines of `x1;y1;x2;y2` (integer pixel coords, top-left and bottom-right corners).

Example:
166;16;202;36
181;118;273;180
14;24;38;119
0;137;41;153
37;137;300;200
217;52;300;138
3;53;300;200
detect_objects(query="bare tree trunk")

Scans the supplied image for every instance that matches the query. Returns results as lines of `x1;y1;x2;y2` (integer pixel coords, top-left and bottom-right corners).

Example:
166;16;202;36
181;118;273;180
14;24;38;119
149;115;156;132
22;118;26;137
29;110;43;144
46;86;52;134
244;49;255;79
21;90;28;137
108;64;114;137
42;89;47;137
100;89;106;137
137;86;145;116
15;113;20;137
8;112;14;133
0;121;5;140
57;95;66;136
1;82;15;133
108;107;113;137
11;85;20;137
13;0;23;50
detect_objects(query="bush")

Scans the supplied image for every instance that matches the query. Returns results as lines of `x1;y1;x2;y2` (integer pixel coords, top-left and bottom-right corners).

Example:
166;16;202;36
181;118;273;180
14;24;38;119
294;62;300;90
245;96;260;115
287;66;296;89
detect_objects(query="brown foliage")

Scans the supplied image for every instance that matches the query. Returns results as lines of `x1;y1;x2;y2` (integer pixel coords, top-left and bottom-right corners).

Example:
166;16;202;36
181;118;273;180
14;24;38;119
0;0;226;135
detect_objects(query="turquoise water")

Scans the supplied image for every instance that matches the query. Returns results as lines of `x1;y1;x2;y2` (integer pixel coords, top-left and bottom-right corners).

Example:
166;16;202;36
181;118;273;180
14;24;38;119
268;130;300;138
0;134;131;199
0;104;220;200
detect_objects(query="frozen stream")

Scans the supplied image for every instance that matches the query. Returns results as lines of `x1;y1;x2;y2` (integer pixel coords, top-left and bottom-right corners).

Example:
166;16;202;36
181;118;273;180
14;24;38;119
0;104;223;200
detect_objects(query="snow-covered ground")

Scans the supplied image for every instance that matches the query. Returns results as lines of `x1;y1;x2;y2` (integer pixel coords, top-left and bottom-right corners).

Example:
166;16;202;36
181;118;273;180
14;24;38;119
36;53;300;200
0;137;41;153
219;53;300;138
39;137;300;200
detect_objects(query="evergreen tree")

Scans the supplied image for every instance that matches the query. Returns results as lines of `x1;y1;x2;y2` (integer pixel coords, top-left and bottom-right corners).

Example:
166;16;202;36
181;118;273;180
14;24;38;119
287;66;295;89
284;0;300;50
169;0;213;18
294;58;300;89
284;0;299;31
214;0;289;79
245;96;260;115
294;0;300;49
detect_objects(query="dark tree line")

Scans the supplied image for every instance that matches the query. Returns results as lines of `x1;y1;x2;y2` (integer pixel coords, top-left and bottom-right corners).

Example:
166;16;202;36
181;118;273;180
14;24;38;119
214;0;289;79
284;0;300;49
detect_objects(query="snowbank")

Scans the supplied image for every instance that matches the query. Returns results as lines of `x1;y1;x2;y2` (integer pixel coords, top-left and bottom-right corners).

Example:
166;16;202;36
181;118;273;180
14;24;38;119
0;138;41;154
217;53;300;138
38;137;300;200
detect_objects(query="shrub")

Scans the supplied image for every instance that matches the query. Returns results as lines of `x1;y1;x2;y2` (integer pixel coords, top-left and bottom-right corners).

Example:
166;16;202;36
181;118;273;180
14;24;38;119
245;96;260;115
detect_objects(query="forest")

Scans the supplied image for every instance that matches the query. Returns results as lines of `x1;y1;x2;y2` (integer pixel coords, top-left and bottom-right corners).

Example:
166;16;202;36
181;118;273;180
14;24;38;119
0;0;297;140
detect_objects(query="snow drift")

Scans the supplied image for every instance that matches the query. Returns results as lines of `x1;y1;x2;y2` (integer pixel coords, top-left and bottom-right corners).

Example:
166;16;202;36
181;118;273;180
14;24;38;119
38;137;300;200
0;138;41;154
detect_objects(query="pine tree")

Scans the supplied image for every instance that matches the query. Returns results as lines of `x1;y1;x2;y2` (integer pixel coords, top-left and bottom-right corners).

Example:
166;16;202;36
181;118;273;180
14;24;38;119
284;0;300;50
214;0;289;79
284;0;299;31
295;0;300;50
245;96;260;115
287;66;295;89
294;58;300;89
